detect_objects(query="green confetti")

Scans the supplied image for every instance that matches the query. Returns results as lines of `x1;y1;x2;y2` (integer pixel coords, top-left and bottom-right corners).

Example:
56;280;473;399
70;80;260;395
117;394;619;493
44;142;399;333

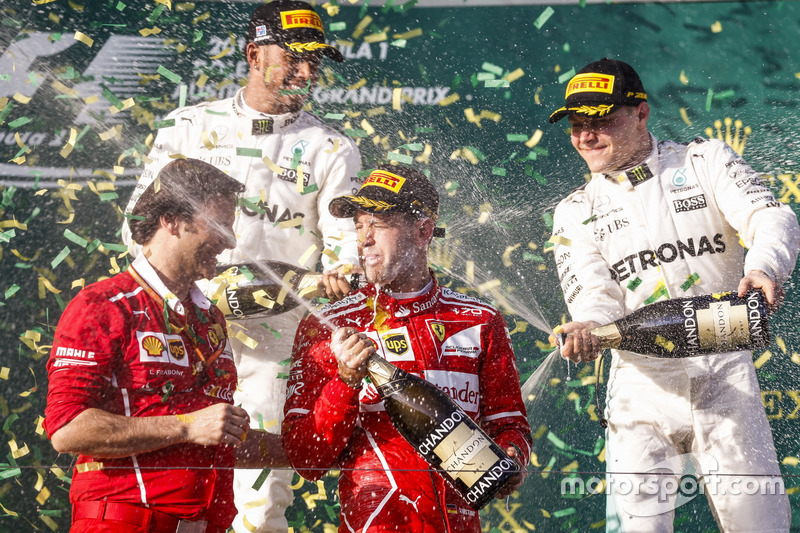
324;113;345;120
534;6;555;29
492;167;507;176
553;507;576;518
279;358;292;366
63;229;89;248
100;242;127;252
547;431;567;449
397;143;423;151
276;372;290;379
0;468;22;480
279;79;311;95
329;22;346;31
558;68;576;84
705;88;714;112
260;323;282;338
2;413;19;431
252;468;271;491
506;134;529;142
485;79;510;88
157;65;182;84
4;284;20;299
345;129;368;138
301;183;319;195
154;118;175;129
387;152;413;164
582;215;597;225
680;272;700;291
236;147;263;158
481;62;504;76
465;146;486;161
51;246;71;269
627;277;643;291
8;116;31;129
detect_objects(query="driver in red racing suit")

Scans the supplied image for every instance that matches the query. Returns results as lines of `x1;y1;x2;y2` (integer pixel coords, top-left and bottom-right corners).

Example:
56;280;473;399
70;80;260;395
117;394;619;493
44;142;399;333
282;165;531;532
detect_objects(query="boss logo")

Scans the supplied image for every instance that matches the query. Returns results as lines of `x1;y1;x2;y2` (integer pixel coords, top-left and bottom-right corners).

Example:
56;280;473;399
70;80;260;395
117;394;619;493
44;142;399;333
673;194;707;213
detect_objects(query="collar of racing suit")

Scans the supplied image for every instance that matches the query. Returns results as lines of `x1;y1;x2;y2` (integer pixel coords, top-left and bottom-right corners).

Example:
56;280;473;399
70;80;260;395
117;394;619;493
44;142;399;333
366;270;440;320
232;87;303;134
599;132;660;185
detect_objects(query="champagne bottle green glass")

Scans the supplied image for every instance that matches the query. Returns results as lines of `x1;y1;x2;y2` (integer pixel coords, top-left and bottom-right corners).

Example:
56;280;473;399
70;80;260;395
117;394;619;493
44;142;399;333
557;290;770;357
365;355;520;510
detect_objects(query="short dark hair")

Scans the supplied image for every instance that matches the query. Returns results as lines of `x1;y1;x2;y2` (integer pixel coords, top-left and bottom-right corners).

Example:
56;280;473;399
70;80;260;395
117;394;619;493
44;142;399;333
129;158;245;245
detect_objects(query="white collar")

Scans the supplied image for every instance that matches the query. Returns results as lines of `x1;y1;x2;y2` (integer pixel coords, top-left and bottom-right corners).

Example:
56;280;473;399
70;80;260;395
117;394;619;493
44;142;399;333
131;254;212;315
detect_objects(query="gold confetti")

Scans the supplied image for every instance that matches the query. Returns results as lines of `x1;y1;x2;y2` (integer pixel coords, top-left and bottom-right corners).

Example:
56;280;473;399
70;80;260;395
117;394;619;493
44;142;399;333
680;70;689;85
73;31;94;47
679;107;692;126
525;129;543;148
711;20;722;33
753;350;772;369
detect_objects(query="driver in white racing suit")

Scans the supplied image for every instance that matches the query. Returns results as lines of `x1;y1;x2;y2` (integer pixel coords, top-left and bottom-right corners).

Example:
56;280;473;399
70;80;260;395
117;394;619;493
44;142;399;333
549;58;799;533
122;2;361;531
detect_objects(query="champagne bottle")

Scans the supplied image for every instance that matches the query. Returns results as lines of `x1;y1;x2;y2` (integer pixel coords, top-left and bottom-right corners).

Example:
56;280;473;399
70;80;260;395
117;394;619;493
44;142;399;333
365;355;520;510
206;261;360;319
557;289;770;357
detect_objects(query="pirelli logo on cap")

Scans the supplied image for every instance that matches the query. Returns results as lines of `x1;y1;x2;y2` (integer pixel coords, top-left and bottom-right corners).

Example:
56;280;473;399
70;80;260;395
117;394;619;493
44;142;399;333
362;169;406;193
566;73;615;98
281;10;324;31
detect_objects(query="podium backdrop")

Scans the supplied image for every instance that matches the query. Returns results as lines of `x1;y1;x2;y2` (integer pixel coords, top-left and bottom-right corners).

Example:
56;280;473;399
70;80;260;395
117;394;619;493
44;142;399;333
1;0;799;530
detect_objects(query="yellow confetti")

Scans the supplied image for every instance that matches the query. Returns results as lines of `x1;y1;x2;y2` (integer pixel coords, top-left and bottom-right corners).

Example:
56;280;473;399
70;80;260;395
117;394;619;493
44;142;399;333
262;155;283;174
782;456;799;466
352;15;373;39
477;202;492;223
98;125;122;141
480;110;501;122
502;243;521;267
504;68;525;83
38;276;62;296
139;27;163;37
10;439;30;459
253;290;276;310
0;502;17;517
52;80;80;97
321;249;340;264
541;509;551;518
711;20;722;33
654;335;675;352
73;31;94;47
324;138;340;154
347;78;367;90
59;127;78;158
109;97;135;114
776;336;787;354
298;244;318;267
525;129;543;148
438;93;460;106
176;414;195;423
0;219;27;230
392;87;402;110
547;235;571;247
679;70;689;85
36;416;45;435
76;462;104;472
210;47;231;60
245;497;268;510
393;28;423;40
0;368;8;380
36;487;51;505
11;93;31;104
234;330;259;349
791;352;800;365
278;217;303;229
753;350;772;369
679;107;692;126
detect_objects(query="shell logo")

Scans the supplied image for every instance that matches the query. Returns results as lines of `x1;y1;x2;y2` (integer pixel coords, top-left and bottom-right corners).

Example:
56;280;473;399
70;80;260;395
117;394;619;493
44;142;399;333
142;335;165;356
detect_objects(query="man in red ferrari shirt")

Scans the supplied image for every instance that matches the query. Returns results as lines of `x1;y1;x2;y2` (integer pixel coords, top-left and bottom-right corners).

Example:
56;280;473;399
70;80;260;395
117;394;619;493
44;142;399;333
45;158;284;533
282;165;532;532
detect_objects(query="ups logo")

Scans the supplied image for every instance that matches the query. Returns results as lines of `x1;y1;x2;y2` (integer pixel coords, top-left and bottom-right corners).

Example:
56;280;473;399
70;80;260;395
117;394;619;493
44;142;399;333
168;338;186;360
383;333;409;356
